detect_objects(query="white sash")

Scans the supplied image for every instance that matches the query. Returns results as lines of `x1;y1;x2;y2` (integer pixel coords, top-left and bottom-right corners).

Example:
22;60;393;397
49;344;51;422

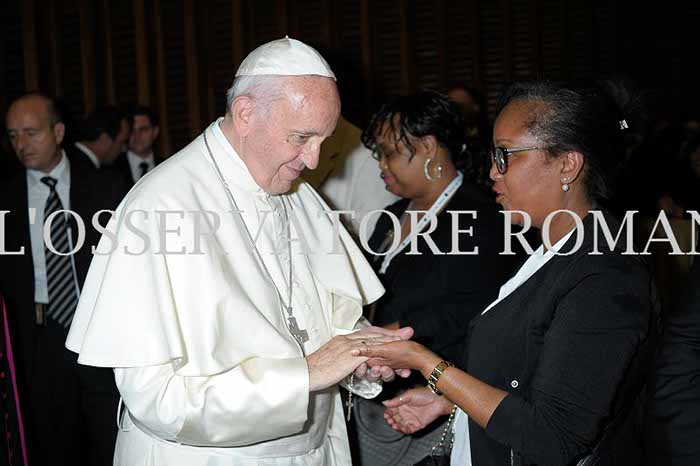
379;172;464;274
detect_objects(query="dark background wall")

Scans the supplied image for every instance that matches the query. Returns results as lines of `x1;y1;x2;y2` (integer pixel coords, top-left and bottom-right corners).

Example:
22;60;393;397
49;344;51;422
1;0;696;158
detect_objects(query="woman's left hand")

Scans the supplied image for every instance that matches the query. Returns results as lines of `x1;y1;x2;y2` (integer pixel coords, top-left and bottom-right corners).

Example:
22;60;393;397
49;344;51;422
383;387;454;434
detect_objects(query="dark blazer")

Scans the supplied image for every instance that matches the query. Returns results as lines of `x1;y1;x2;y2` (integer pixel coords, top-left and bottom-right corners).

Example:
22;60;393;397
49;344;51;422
368;181;518;365
113;151;160;187
65;143;133;194
64;142;98;172
644;246;700;466
0;153;125;465
0;153;123;386
463;212;658;466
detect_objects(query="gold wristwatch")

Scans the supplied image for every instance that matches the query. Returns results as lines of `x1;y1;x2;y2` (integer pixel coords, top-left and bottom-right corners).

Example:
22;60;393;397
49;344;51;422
427;360;454;396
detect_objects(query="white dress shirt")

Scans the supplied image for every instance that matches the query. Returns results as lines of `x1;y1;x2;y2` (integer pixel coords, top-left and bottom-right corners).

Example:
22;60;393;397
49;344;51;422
126;150;156;182
26;151;72;303
451;228;576;466
74;142;100;168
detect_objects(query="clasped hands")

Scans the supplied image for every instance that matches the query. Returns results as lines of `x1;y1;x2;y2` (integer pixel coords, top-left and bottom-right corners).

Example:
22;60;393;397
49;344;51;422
307;326;451;434
307;326;454;435
307;325;419;392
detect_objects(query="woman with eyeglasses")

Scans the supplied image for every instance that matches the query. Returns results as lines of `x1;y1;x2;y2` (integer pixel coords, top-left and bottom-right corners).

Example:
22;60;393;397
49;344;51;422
356;81;659;466
350;91;516;466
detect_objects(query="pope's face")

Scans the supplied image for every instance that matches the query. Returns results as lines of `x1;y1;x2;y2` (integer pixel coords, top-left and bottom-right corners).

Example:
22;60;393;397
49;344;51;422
243;76;341;194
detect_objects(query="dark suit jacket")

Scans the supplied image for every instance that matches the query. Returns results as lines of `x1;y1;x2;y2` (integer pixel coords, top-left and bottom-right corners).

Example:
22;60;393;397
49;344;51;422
644;246;700;465
368;182;518;370
65;144;133;196
0;154;123;393
113;151;160;187
463;212;658;466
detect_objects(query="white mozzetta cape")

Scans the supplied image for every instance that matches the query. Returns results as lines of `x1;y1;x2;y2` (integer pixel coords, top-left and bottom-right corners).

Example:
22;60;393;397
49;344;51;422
66;120;385;465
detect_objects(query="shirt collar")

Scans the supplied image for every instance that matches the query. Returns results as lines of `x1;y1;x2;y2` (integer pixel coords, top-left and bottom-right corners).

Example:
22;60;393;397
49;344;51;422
27;150;71;186
209;117;266;195
512;226;577;279
127;150;155;165
74;142;100;168
480;226;578;316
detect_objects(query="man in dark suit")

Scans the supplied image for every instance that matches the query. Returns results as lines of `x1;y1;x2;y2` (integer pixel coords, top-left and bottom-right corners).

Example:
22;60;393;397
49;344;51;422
114;106;160;187
68;106;130;172
0;93;122;465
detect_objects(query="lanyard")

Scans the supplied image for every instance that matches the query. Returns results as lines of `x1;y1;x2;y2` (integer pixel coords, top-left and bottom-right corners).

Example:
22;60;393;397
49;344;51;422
379;171;464;274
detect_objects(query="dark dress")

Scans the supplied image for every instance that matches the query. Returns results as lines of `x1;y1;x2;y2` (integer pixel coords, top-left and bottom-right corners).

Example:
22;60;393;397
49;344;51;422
463;212;659;466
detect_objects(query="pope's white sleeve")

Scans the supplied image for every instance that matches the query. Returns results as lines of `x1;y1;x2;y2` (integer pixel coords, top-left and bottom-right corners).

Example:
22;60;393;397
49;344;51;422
114;356;310;447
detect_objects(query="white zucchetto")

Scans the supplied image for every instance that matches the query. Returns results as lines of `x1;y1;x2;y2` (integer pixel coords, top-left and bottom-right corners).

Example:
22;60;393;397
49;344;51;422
235;36;336;81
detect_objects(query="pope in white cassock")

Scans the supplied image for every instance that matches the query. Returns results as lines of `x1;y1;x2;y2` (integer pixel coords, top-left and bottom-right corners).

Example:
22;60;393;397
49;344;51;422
65;37;412;465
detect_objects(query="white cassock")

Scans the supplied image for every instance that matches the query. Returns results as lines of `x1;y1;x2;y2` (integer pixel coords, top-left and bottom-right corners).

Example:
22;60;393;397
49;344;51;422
66;119;385;466
302;116;399;238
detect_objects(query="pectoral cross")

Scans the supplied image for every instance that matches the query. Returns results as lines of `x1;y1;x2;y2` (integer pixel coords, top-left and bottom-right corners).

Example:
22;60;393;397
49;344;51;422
287;314;309;351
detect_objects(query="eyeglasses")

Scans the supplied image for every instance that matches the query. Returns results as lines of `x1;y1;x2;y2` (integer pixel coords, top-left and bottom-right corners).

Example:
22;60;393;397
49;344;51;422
491;146;546;174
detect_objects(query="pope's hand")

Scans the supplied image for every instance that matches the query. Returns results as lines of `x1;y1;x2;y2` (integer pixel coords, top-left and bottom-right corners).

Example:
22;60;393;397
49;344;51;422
307;330;409;392
351;326;413;382
383;387;454;434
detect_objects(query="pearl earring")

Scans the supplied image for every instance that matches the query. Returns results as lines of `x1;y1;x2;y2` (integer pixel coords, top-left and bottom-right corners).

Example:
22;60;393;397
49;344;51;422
562;179;570;192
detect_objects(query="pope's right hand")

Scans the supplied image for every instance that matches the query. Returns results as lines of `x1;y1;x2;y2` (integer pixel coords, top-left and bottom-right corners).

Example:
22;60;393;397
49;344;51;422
306;330;406;392
382;386;454;434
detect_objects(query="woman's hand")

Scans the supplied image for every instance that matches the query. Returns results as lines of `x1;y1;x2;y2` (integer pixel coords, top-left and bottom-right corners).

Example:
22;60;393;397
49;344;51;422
383;387;454;434
351;326;413;382
355;337;442;379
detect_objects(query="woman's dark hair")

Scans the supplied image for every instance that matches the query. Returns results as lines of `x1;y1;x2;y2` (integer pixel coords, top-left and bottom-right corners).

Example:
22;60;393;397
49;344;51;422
362;91;483;180
496;80;636;205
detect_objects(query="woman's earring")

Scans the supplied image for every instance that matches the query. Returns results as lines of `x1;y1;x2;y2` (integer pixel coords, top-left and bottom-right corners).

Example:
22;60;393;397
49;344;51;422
424;159;435;181
561;179;570;192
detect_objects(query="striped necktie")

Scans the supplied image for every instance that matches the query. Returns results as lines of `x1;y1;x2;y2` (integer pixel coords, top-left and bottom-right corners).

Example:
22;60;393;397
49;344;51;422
41;177;79;328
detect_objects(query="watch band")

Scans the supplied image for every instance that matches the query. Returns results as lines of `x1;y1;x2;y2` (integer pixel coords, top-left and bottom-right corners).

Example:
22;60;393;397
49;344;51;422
427;360;454;396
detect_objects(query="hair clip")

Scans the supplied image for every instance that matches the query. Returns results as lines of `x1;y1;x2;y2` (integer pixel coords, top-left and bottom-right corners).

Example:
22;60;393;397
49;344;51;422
619;119;628;130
